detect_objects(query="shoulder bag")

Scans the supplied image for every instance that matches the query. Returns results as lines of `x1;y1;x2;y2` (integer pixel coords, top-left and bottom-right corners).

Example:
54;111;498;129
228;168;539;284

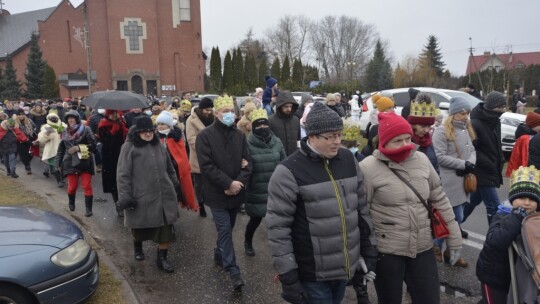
384;162;450;239
453;141;477;193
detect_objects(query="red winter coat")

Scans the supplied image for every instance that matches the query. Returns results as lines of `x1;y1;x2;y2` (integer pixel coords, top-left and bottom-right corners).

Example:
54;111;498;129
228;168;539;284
506;134;533;177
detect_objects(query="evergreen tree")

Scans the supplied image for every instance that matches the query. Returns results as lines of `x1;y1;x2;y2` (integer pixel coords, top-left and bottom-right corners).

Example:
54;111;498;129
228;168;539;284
419;35;445;77
0;68;5;97
233;47;245;93
291;58;304;90
2;56;22;100
270;57;281;83
258;59;269;87
281;55;291;87
209;47;222;93
365;40;393;92
244;52;258;90
231;48;239;86
25;32;46;99
42;63;60;98
303;65;320;83
222;51;233;93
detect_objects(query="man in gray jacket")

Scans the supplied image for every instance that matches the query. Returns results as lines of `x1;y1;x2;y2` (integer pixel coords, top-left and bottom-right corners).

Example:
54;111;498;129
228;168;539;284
267;102;377;304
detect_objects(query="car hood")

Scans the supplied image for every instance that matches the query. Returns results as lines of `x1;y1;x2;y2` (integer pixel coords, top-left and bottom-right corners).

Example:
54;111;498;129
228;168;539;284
0;207;82;248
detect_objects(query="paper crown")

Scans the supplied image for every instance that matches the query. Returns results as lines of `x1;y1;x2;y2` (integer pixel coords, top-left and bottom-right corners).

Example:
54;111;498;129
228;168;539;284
342;118;361;142
511;166;540;187
249;108;268;123
409;101;437;118
408;95;438;125
78;144;90;160
180;99;192;112
214;95;234;111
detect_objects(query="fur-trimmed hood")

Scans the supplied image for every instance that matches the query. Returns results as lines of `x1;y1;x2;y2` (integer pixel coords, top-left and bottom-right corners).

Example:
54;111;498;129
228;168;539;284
30;108;47;117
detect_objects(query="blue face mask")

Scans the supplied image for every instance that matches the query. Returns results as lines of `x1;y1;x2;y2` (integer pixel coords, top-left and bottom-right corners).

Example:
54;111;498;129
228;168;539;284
145;110;152;116
349;147;358;154
221;112;236;127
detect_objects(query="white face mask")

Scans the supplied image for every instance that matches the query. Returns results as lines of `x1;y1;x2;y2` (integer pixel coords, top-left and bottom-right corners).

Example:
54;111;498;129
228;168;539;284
158;129;170;135
172;119;178;126
97;109;105;114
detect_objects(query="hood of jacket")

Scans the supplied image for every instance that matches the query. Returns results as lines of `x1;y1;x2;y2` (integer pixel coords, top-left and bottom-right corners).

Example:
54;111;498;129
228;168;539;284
127;127;159;147
515;123;535;139
470;102;503;127
275;92;299;114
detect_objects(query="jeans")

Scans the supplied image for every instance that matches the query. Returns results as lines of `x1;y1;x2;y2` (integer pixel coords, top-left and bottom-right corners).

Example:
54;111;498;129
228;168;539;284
434;204;464;248
374;249;440;304
302;280;347;304
211;207;240;276
463;186;501;225
2;153;16;173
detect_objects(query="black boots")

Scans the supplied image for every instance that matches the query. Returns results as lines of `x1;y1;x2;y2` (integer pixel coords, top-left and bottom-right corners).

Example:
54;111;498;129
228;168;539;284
157;248;174;273
244;242;255;257
53;171;64;188
231;273;245;291
68;194;76;211
84;196;93;217
134;241;144;261
199;202;207;218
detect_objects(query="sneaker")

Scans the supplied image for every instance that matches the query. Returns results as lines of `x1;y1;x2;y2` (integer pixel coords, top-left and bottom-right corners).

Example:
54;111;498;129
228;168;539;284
230;274;244;291
433;246;443;263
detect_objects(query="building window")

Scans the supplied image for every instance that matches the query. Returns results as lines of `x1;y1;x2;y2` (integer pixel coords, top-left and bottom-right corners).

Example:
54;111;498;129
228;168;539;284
516;63;525;69
180;0;191;21
120;18;147;54
117;81;128;91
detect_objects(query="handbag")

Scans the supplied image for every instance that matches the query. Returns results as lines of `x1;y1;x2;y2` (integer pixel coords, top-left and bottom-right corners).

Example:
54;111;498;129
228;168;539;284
384;162;450;239
452;141;477;193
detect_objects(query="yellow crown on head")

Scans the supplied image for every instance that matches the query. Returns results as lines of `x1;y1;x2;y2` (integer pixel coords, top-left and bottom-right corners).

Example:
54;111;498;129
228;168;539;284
180;99;192;112
410;100;437;117
342;118;361;142
511;166;540;186
214;95;234;111
249;109;268;122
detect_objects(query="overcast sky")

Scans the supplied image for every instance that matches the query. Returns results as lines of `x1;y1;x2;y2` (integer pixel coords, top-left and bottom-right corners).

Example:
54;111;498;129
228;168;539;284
5;0;540;76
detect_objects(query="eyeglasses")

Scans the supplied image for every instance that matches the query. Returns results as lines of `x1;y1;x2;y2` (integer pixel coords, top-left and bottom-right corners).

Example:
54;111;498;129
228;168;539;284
317;133;342;141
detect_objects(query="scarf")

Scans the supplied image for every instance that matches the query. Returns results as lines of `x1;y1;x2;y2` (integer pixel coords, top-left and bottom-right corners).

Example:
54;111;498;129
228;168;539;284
412;132;432;148
49;122;65;133
98;118;128;139
63;123;84;141
379;143;415;163
196;109;214;127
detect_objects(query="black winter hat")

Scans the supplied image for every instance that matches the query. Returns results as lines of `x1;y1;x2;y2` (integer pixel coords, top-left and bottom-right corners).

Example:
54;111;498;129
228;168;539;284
198;97;214;110
16;108;25;115
305;102;343;136
132;116;155;133
64;110;81;124
408;88;420;101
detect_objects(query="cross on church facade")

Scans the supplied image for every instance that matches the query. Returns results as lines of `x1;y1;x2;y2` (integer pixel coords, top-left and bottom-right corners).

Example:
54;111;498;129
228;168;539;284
0;1;5;12
120;18;147;54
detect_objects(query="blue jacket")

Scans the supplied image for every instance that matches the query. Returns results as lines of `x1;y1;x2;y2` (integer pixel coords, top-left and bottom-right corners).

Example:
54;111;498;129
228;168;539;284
418;144;440;176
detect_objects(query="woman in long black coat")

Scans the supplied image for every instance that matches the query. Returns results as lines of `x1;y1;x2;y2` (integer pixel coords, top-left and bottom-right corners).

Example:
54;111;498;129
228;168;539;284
98;110;128;216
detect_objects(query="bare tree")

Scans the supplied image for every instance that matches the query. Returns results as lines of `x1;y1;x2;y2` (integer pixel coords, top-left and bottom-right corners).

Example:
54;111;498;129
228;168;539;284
264;15;311;64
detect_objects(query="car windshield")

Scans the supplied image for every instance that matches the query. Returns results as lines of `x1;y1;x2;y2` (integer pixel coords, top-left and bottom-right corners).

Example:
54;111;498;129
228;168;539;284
445;91;481;108
501;117;522;127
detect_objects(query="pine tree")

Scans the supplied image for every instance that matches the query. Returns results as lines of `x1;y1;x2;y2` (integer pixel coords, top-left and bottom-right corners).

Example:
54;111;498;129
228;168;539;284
291;58;304;90
2;56;22;100
25;32;46;99
209;47;222;93
222;51;233;94
281;55;291;87
42;63;60;98
365;40;393;92
304;65;319;82
233;47;245;94
258;59;268;87
270;57;281;84
244;52;258;90
419;35;445;78
231;48;239;86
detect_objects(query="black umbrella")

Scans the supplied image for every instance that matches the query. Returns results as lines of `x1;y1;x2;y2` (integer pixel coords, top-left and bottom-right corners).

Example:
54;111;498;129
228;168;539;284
81;90;150;110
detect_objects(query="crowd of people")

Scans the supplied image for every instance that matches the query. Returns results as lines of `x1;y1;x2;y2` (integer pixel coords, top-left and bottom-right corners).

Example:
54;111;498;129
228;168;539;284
1;78;540;303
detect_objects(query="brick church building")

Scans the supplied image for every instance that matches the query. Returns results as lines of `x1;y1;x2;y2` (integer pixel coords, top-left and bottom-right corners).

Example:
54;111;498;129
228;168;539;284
0;0;204;98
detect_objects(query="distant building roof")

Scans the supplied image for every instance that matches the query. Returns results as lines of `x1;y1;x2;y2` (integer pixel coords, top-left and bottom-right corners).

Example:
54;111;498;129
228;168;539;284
466;51;540;75
0;7;55;60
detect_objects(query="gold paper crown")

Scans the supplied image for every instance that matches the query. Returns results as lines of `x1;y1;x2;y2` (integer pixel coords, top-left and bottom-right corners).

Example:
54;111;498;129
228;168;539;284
180;99;192;112
511;166;540;187
410;101;437;118
78;144;90;160
342;118;361;142
249;109;268;122
214;95;234;111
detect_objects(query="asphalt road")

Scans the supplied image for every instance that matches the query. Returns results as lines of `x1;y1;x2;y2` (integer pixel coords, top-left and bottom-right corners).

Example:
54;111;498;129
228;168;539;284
8;158;511;303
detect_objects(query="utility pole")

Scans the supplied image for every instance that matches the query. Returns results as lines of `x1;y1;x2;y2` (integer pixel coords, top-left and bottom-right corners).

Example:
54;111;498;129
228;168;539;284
468;37;485;94
83;2;93;95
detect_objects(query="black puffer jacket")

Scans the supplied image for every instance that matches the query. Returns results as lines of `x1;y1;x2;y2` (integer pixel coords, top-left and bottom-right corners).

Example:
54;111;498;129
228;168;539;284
196;119;252;209
476;210;524;291
470;103;504;187
56;111;97;176
528;133;540;168
268;92;300;156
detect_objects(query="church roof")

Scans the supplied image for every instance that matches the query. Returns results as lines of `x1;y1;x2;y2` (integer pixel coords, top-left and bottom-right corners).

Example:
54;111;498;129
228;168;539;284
0;7;55;60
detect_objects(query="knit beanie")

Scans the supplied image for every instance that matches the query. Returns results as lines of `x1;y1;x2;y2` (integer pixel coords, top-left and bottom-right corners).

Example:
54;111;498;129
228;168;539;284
407;92;437;125
156;111;174;128
301;93;313;106
509;166;540;207
378;112;413;148
326;93;336;102
305;102;343;136
198;97;214;110
375;96;394;112
484;91;506;110
265;76;278;88
526;112;540;129
448;96;472;115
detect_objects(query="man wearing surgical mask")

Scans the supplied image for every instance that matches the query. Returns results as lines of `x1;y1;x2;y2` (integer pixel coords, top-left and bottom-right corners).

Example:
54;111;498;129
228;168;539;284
196;95;252;292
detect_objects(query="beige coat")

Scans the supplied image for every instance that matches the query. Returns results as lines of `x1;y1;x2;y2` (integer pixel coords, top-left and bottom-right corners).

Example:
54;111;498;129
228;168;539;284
359;148;462;258
186;110;206;173
37;124;62;161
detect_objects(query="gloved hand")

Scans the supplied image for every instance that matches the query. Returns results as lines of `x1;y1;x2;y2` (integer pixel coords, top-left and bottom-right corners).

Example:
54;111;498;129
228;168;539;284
464;161;475;173
280;269;306;304
68;145;79;154
358;256;376;284
455;169;466;177
511;207;529;218
449;249;462;266
116;200;137;211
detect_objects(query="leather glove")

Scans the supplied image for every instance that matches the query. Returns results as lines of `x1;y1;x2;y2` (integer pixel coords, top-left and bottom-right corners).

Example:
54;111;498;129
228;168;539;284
68;145;79;154
449;249;462;266
358;256;376;284
455;169;466;177
464;161;475;173
280;270;306;304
